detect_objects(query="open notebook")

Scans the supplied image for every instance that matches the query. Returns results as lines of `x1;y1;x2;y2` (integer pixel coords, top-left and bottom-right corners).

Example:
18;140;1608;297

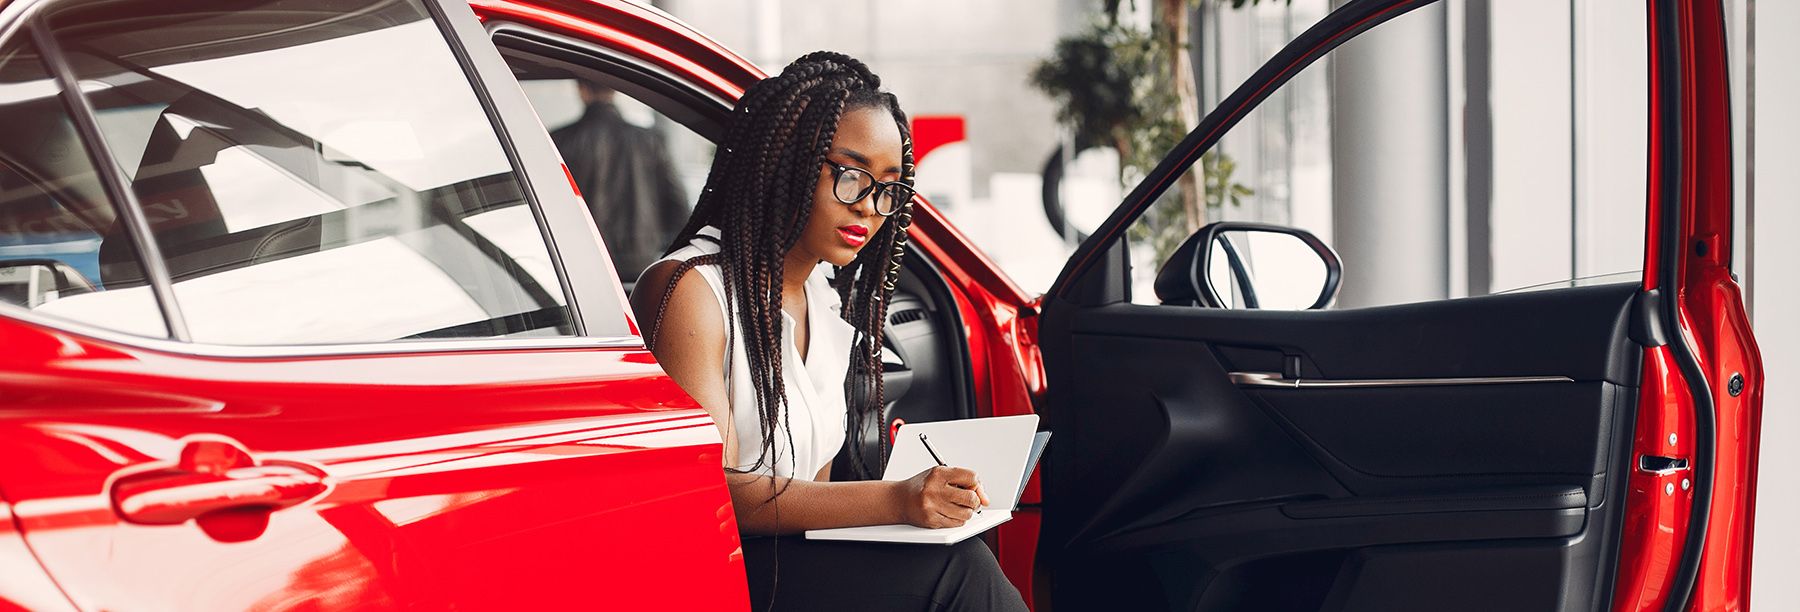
806;414;1049;545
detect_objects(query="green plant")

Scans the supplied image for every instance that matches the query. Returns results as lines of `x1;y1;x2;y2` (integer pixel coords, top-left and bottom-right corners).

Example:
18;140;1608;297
1126;151;1253;264
1029;20;1187;178
1033;0;1275;264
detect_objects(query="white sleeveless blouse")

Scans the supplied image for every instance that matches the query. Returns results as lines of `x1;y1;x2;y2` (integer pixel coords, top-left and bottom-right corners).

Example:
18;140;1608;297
651;226;854;479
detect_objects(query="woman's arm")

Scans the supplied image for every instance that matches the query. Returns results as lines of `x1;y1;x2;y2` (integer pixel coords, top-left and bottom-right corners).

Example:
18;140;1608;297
727;465;989;535
631;262;984;535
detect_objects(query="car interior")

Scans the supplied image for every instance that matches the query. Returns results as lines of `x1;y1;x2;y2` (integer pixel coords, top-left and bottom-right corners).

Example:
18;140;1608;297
0;35;152;329
1043;246;1643;610
12;1;577;345
492;29;977;481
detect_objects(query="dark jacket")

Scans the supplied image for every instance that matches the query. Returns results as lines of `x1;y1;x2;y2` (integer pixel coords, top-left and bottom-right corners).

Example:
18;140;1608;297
551;102;690;282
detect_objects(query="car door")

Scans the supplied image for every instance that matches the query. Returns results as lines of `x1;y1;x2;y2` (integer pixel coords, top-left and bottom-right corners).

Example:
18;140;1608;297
0;0;745;609
1034;1;1758;611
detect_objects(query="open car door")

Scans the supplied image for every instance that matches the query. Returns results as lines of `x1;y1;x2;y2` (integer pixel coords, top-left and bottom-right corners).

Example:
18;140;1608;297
1034;1;1760;611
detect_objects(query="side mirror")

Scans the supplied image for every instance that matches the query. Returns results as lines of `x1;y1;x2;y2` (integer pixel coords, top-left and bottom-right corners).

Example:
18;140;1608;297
1153;222;1341;310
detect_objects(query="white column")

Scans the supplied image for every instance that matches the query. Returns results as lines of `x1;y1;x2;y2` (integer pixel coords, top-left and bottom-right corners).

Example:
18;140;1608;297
1328;2;1449;308
1750;0;1800;609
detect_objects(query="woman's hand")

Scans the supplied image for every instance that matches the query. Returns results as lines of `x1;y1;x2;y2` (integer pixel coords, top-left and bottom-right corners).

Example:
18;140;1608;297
897;466;992;528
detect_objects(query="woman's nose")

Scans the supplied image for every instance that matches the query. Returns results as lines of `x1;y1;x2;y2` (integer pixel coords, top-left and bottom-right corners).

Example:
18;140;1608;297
849;191;880;217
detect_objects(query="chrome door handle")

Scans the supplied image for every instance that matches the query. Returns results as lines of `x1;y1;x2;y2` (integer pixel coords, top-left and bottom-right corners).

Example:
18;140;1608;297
1229;371;1575;389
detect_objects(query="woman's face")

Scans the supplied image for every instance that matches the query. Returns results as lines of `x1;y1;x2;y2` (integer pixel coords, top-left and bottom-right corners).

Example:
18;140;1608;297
793;106;903;267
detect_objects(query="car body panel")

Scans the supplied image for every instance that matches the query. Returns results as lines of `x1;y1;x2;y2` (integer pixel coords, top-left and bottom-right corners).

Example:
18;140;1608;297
1623;2;1763;609
0;0;749;609
0;498;76;611
0;316;742;610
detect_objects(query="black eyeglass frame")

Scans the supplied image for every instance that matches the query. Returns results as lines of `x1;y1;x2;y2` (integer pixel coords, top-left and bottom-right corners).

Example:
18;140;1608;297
825;162;914;217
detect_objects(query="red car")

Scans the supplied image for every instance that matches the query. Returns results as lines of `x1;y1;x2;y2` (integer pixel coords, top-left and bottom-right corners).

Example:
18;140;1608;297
0;0;1758;610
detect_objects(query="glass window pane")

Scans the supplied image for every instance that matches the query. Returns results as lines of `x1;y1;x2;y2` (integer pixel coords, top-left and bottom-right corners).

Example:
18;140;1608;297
0;35;166;337
512;74;707;290
1126;0;1645;308
47;0;573;345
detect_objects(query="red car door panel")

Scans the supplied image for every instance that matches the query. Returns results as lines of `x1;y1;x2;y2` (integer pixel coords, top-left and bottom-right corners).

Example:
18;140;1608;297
0;318;741;610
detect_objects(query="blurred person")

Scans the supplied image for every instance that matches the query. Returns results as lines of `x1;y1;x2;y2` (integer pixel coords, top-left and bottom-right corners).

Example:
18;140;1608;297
630;52;1028;612
552;81;690;280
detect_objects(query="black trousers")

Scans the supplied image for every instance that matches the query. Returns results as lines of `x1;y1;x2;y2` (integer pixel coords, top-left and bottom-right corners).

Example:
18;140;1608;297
742;536;1029;612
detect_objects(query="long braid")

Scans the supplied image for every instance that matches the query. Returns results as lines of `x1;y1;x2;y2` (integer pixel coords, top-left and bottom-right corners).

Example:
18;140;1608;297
653;52;909;610
662;52;907;483
832;90;914;479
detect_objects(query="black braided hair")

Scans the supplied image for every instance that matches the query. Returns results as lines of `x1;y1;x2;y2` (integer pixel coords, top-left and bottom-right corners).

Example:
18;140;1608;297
661;51;916;483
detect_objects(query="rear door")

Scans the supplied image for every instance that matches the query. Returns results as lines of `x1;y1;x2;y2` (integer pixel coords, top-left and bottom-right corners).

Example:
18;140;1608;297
1035;1;1752;610
0;0;744;609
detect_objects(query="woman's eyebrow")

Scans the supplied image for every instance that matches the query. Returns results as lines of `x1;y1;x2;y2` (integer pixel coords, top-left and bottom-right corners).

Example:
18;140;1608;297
833;147;873;167
832;147;902;174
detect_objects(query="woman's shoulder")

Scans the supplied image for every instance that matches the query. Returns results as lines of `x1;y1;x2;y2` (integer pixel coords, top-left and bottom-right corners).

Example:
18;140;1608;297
630;230;729;347
634;228;722;292
632;258;726;354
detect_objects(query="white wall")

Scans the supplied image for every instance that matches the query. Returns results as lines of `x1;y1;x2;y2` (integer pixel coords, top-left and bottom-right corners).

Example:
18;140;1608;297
1749;0;1800;607
1487;0;1574;294
1481;0;1646;295
1572;0;1648;280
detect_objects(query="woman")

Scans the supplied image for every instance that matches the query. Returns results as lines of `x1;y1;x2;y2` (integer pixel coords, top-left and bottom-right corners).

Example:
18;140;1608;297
630;52;1029;612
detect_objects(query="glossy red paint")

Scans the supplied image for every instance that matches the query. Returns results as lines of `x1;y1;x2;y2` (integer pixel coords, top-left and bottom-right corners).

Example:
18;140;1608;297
0;500;77;611
1688;271;1762;611
469;0;760;98
1614;1;1762;610
1613;5;1684;607
0;316;748;611
1677;4;1763;609
1614;346;1699;610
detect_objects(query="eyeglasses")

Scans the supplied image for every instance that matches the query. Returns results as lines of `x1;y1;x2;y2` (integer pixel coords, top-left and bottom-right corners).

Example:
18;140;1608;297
825;162;914;217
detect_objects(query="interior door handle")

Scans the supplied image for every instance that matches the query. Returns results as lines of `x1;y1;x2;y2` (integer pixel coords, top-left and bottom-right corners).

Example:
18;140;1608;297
1229;371;1575;388
110;436;328;526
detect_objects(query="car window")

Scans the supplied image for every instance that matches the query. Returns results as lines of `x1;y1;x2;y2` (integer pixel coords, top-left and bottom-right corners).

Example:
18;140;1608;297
1121;0;1647;308
511;73;712;290
0;35;166;337
40;0;574;345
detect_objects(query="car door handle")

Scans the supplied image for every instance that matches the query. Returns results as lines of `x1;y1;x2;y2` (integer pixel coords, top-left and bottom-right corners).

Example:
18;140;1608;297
109;436;328;525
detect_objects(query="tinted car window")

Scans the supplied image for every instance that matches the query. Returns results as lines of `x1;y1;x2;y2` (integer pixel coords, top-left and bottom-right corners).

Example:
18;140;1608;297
0;35;166;337
44;0;573;345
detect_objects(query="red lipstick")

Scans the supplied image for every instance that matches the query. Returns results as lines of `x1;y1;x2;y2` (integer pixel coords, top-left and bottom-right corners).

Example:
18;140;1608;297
837;224;869;247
